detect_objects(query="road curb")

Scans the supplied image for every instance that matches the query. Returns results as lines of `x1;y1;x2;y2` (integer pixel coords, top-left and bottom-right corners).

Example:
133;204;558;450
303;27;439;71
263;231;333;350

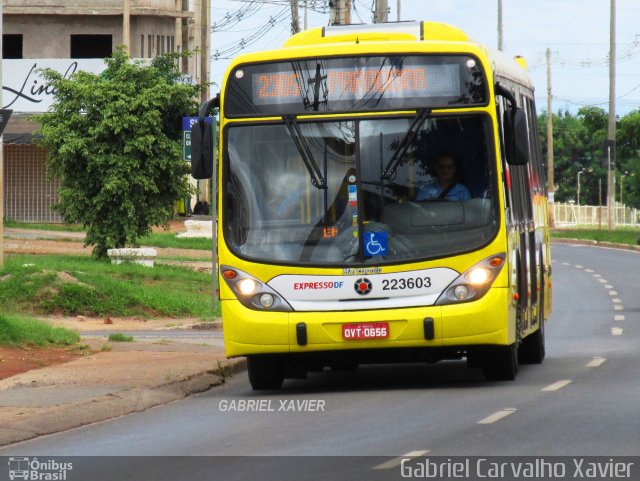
0;358;247;447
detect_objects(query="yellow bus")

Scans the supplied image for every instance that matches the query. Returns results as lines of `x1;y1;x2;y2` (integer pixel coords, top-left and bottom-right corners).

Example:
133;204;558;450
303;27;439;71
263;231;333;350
191;21;552;390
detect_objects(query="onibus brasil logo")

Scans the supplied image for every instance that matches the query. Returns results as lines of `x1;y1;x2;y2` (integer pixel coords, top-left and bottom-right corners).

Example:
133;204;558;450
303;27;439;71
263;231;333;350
8;457;73;480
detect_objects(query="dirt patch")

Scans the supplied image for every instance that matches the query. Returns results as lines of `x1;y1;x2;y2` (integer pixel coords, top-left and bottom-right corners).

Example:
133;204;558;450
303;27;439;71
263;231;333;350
0;346;83;381
40;315;209;332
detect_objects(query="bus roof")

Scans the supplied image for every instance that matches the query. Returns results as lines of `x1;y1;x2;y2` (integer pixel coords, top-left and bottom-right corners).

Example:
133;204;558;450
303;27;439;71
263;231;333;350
282;21;532;89
283;21;469;45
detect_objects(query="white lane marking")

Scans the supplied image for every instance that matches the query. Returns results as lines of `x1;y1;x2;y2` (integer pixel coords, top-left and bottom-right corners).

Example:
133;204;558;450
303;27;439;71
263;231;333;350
585;268;594;273
612;327;624;336
605;284;614;289
593;274;602;278
542;380;572;392
598;279;608;283
609;291;619;296
575;265;584;269
373;450;430;470
614;305;624;311
612;298;622;303
587;357;607;367
477;408;517;424
615;315;625;321
562;262;570;266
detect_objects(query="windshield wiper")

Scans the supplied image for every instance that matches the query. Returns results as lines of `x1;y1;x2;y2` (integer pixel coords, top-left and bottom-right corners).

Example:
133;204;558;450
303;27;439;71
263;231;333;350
382;108;431;180
283;115;327;189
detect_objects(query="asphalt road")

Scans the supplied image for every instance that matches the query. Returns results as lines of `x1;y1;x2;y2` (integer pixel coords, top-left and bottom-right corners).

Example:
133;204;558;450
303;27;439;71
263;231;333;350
2;244;639;480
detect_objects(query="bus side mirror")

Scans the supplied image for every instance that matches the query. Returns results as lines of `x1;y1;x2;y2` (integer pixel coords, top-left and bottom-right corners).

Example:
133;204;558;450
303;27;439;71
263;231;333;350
510;108;530;166
191;96;219;180
503;108;530;166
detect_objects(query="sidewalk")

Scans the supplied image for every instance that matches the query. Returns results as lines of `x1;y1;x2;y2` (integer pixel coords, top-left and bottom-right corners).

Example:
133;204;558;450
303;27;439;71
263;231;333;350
0;318;244;447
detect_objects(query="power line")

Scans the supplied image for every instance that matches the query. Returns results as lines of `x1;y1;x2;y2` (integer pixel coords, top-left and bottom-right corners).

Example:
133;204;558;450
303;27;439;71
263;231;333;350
212;6;290;60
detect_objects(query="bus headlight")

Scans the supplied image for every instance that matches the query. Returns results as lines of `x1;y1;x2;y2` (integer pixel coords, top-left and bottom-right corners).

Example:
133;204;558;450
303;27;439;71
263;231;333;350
466;267;492;285
237;278;258;296
453;285;471;300
220;265;292;312
259;293;275;308
436;254;505;305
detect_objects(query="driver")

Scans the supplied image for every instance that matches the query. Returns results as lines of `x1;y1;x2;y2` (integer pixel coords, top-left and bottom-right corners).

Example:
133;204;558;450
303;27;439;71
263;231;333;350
415;154;471;201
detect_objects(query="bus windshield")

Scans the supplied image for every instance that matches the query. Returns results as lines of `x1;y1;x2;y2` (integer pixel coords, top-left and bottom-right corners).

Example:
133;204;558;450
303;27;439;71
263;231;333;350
223;114;498;266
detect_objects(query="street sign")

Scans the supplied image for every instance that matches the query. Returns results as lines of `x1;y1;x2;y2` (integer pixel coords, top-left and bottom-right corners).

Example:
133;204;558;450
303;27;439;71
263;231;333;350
183;130;191;161
182;116;212;131
0;109;13;136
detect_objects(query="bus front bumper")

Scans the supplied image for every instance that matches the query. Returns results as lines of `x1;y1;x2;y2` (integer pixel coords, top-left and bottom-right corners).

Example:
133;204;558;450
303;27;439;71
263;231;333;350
222;287;513;358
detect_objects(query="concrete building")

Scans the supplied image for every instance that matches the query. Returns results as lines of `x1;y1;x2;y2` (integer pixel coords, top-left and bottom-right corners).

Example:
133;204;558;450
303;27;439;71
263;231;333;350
2;0;210;222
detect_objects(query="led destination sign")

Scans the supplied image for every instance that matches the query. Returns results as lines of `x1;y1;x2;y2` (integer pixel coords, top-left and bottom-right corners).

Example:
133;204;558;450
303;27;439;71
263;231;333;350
254;65;437;103
225;55;486;116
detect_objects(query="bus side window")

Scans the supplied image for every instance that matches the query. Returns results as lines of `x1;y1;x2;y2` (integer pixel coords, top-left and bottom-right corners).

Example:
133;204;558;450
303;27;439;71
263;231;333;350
496;95;514;225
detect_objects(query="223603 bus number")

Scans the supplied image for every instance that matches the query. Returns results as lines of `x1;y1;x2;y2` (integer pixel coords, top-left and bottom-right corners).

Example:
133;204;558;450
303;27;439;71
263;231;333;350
382;276;431;290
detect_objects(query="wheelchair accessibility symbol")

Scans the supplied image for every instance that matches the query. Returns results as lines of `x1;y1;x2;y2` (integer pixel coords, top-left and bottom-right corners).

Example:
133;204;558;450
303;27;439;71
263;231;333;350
364;231;387;257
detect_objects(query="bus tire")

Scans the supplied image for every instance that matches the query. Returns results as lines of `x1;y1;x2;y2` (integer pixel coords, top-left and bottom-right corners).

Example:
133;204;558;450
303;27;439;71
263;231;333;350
518;322;545;364
247;355;284;390
519;269;546;364
482;343;518;381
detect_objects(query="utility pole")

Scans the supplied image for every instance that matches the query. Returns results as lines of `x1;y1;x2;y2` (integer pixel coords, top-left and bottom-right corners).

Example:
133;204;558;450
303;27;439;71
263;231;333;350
607;0;616;230
304;0;308;30
330;0;351;25
200;0;211;103
397;0;401;21
123;0;131;55
374;0;388;23
497;0;503;50
546;48;555;228
291;0;300;34
0;0;4;267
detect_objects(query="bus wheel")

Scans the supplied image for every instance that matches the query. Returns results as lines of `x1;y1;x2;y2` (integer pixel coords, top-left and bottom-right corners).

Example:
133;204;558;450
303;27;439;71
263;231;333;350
247;356;284;390
482;344;518;381
519;260;546;364
519;304;546;364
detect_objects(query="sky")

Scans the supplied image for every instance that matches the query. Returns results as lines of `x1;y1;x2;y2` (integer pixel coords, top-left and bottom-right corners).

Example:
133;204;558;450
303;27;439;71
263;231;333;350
211;0;640;116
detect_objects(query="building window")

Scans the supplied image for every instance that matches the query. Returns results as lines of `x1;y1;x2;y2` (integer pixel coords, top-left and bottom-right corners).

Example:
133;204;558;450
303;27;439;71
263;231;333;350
170;36;175;53
70;35;113;58
148;34;153;57
156;35;160;56
141;35;145;58
3;34;23;59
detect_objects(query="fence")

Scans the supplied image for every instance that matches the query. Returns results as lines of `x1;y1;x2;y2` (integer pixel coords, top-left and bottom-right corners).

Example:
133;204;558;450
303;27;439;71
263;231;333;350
553;202;639;227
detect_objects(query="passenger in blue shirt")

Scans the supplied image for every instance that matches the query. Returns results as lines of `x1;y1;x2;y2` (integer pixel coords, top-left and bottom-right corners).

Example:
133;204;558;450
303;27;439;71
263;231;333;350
415;154;471;202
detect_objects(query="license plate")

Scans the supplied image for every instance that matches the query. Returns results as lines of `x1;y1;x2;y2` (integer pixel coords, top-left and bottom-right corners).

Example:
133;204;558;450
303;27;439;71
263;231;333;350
342;322;389;340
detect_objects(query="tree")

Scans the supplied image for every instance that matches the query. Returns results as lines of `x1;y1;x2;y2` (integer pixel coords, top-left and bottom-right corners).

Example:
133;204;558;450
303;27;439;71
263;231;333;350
538;108;608;206
617;109;640;208
35;49;200;258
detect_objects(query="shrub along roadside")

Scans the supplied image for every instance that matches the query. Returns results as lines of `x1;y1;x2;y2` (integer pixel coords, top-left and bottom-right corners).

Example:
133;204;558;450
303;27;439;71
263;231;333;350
0;313;80;347
0;254;218;320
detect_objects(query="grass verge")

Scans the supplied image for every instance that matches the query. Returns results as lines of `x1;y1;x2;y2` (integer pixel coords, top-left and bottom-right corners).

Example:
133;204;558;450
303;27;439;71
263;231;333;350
551;226;640;246
0;313;80;347
5;221;212;252
0;255;219;320
4;219;85;232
